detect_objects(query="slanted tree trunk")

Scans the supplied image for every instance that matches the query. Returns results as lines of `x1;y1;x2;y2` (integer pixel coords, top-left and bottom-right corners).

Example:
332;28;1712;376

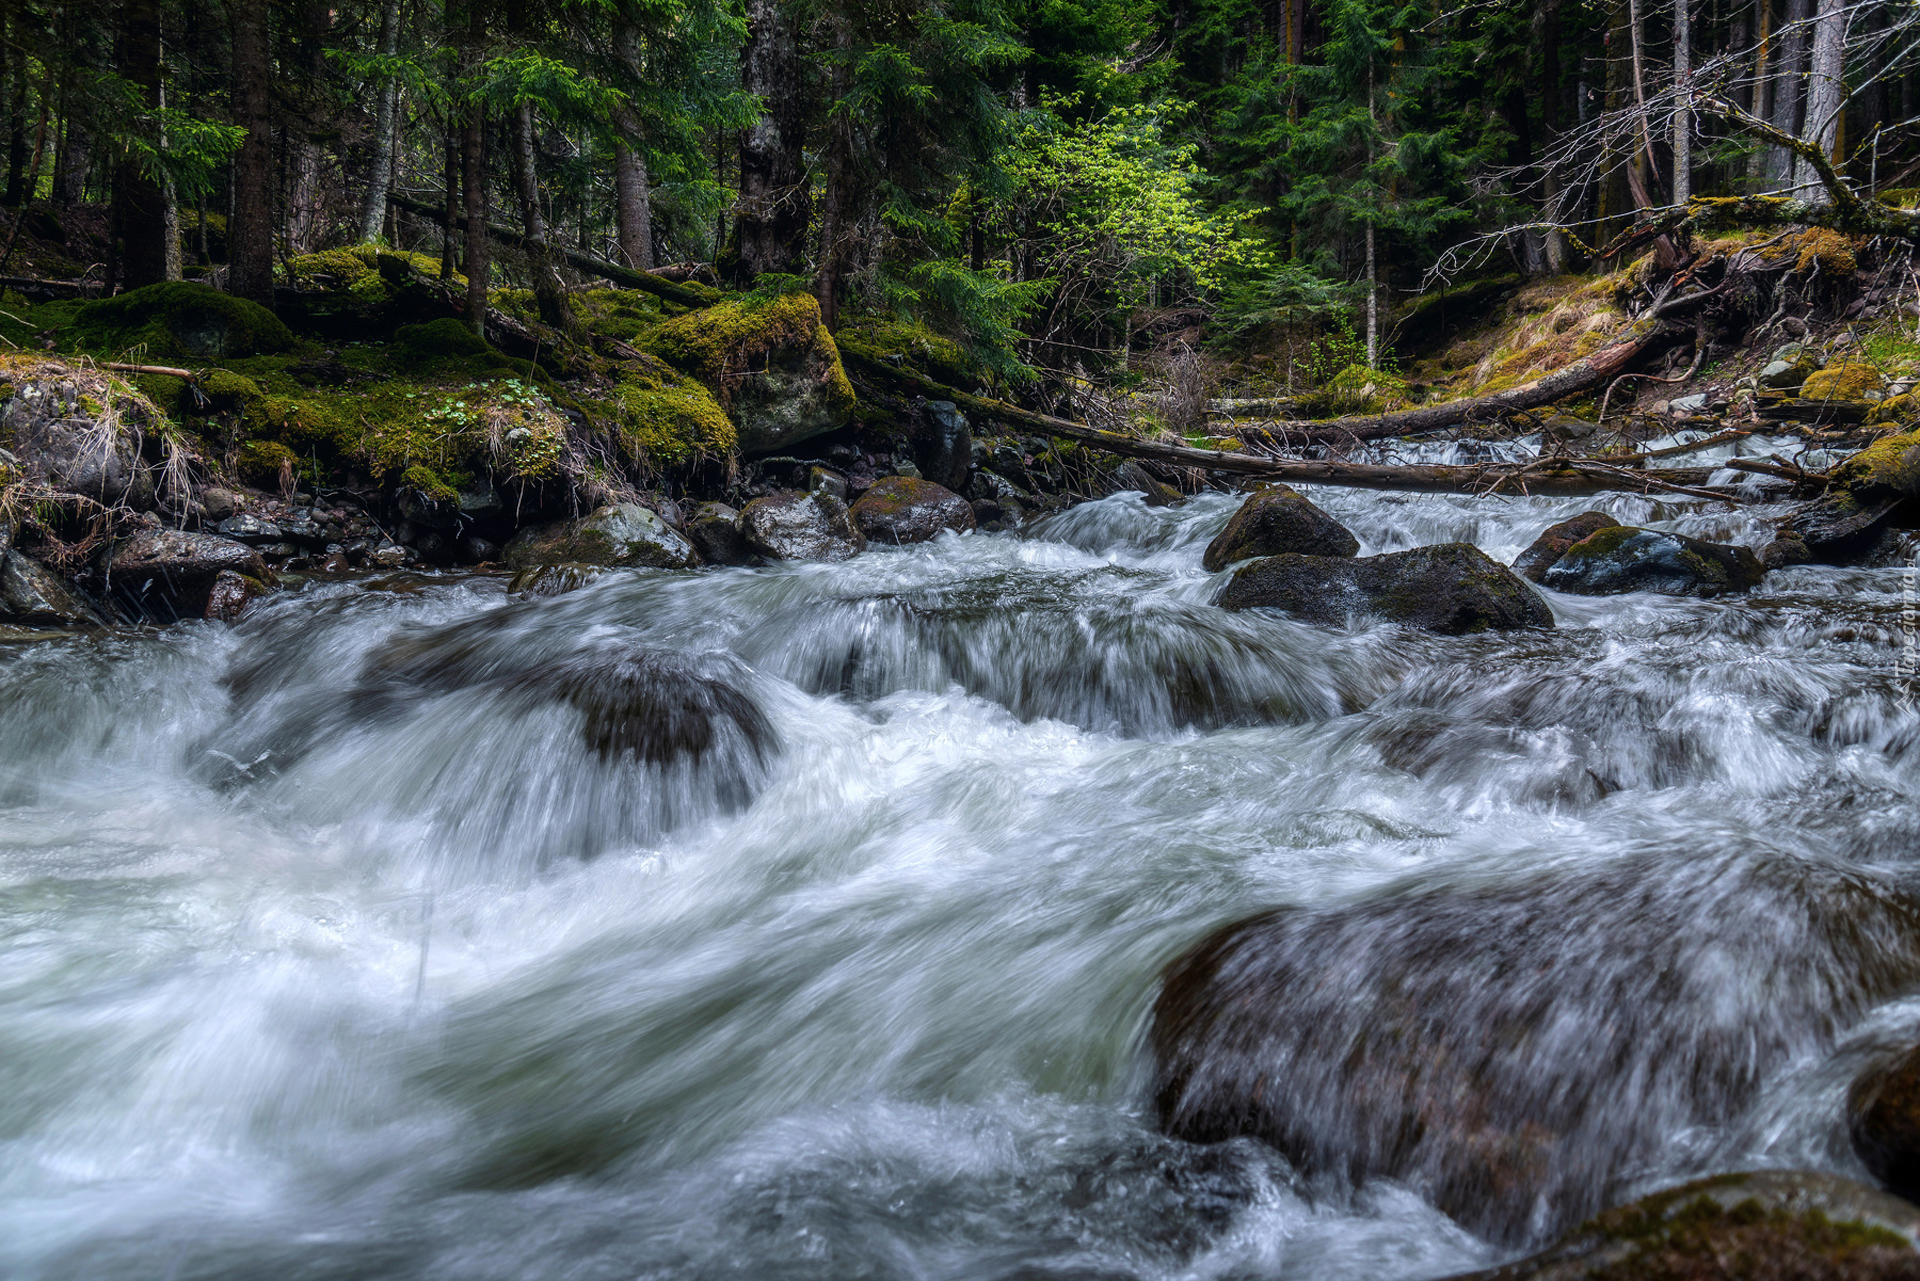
734;0;807;284
228;0;274;304
358;0;403;242
1793;0;1848;203
1767;0;1813;190
510;99;575;335
111;0;169;290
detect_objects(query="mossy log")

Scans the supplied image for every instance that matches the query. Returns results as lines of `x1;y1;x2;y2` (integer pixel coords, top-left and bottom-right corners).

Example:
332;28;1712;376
388;192;716;310
838;339;1769;499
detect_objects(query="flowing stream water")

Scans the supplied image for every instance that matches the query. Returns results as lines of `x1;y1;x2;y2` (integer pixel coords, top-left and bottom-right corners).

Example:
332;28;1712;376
6;457;1920;1279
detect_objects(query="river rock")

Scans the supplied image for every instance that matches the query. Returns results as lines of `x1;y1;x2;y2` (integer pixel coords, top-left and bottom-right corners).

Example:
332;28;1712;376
1802;362;1887;403
1538;526;1766;597
0;550;105;626
915;400;972;492
0;374;157;508
104;529;271;620
1852;1047;1920;1204
203;569;263;622
1108;461;1183;507
1761;355;1820;392
216;513;285;544
503;503;698;571
1437;1171;1920;1280
848;476;975;545
1218;543;1553;634
1150;853;1920;1244
739;491;866;562
507;562;614;598
1202;485;1358;572
1762;532;1813;569
199;486;240;521
1513;511;1621;582
686;502;753;566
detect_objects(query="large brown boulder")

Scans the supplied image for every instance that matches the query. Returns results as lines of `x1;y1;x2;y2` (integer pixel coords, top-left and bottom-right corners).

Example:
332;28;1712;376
1512;511;1620;583
1150;852;1920;1244
1852;1047;1920;1204
1202;485;1358;572
1438;1171;1920;1280
1217;543;1551;634
848;476;975;545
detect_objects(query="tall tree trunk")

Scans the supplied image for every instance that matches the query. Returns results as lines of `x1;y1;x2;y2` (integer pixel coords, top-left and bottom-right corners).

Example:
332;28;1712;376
1747;0;1775;190
441;115;459;279
1767;0;1813;189
734;0;807;284
111;0;168;290
1793;0;1848;202
1625;0;1663;204
358;0;403;242
462;101;489;337
5;0;29;208
510;98;574;334
284;0;331;253
814;11;854;332
1673;0;1691;204
229;0;274;304
612;142;652;271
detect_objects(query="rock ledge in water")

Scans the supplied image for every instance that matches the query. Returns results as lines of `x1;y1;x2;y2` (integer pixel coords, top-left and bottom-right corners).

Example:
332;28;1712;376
1202;485;1358;572
1439;1170;1920;1280
1512;511;1620;583
1539;525;1765;597
739;490;866;561
1852;1046;1920;1205
1217;542;1551;634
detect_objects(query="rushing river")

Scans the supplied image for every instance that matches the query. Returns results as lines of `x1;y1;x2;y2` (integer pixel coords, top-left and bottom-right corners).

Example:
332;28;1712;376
5;459;1920;1279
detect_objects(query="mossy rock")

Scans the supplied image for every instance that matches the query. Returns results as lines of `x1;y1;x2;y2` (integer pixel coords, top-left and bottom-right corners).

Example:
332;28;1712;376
1202;485;1358;572
1217;543;1552;634
835;316;974;386
199;369;265;414
1796;227;1860;275
608;357;735;467
286;248;376;288
1440;1170;1920;1280
1539;525;1766;598
1802;363;1886;403
1870;393;1920;428
1512;511;1621;582
644;293;855;454
71;282;294;360
1831;429;1920;500
395;317;496;362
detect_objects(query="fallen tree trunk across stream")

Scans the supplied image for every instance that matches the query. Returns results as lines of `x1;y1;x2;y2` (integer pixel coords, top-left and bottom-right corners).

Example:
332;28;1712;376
838;340;1798;501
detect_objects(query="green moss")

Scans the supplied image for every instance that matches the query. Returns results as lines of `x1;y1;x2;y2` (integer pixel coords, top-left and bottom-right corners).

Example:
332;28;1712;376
608;360;735;466
286;248;375;287
401;463;459;503
1801;362;1885;402
1559;524;1638;559
71;282;294;360
199;369;265;411
644;293;829;407
835;316;973;385
1833;428;1920;495
236;439;297;486
396;317;492;359
1870;392;1919;427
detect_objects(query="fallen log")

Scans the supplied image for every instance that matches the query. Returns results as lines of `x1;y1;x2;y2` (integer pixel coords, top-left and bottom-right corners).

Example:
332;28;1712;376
105;362;198;380
839;339;1775;500
387;192;716;309
1220;320;1688;448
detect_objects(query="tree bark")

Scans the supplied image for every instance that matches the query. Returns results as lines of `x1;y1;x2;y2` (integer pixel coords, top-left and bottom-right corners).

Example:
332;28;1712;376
1672;0;1691;206
5;0;29;208
1767;0;1813;189
462;98;489;337
1793;0;1848;203
358;0;403;242
734;0;808;284
814;11;854;332
228;0;274;305
284;1;332;255
510;99;575;335
111;0;168;291
612;142;653;271
441;116;460;279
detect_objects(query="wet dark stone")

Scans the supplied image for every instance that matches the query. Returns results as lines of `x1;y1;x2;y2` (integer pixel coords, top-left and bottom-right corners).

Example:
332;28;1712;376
1784;493;1907;565
203;569;264;622
848;476;975;545
104;529;271;621
1539;526;1765;598
1852;1047;1920;1204
1763;532;1813;570
0;550;104;626
1108;461;1182;507
507;562;613;598
914;400;972;492
1201;485;1357;572
1438;1171;1920;1280
738;490;866;562
1150;853;1920;1245
1218;543;1552;634
503;503;698;571
1512;511;1621;583
686;502;753;566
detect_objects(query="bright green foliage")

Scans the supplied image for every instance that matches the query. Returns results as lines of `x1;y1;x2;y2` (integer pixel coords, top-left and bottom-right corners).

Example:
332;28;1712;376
71;283;295;360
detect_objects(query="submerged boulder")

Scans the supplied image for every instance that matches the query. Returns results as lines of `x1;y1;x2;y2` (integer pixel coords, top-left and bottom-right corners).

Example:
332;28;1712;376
507;562;615;598
1218;543;1552;634
103;529;271;621
1512;511;1620;583
1202;485;1358;572
1150;852;1920;1245
848;475;975;545
1438;1171;1920;1280
644;294;855;455
1851;1046;1920;1204
1538;526;1765;597
738;490;866;562
503;503;698;571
